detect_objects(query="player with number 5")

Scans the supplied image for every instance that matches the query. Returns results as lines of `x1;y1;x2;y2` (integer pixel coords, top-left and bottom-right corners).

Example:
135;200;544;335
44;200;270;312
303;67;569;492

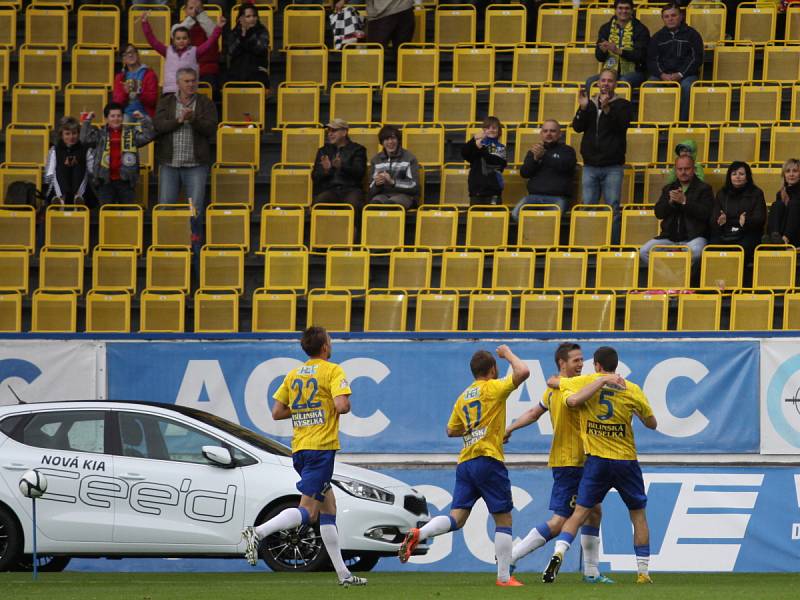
242;326;366;587
398;345;530;586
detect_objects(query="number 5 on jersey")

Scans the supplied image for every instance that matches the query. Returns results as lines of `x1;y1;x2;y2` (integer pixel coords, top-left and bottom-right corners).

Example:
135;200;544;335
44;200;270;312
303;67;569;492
598;389;614;421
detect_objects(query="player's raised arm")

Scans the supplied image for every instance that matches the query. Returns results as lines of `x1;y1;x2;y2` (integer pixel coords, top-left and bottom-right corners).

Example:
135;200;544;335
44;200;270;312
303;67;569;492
496;344;530;387
504;403;547;442
566;374;625;408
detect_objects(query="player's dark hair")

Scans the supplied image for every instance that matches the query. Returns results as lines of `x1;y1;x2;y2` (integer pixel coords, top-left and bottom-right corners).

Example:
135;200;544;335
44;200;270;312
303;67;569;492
301;326;328;357
470;350;497;378
555;343;581;369
594;346;619;372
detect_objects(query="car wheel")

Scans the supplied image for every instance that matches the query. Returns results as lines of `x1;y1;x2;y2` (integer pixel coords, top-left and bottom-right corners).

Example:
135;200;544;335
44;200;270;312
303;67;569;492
344;552;380;572
258;501;329;572
14;555;71;572
0;507;22;572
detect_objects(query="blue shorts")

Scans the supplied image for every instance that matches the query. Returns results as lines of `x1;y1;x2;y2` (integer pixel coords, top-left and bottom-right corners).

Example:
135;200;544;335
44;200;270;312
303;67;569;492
548;466;583;518
576;455;647;511
293;449;336;502
452;456;513;515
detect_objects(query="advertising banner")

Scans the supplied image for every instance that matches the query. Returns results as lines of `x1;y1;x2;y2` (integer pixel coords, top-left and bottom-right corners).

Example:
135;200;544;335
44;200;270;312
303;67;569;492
761;340;800;454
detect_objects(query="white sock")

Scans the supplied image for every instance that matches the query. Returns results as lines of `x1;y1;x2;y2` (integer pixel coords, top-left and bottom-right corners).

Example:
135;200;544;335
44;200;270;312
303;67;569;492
254;507;303;539
320;516;351;581
580;527;601;577
495;528;513;582
419;515;454;541
637;556;650;575
512;527;548;565
554;539;571;556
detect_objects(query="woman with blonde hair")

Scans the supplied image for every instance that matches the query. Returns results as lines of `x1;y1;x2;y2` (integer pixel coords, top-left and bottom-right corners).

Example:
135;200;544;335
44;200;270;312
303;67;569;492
764;158;800;246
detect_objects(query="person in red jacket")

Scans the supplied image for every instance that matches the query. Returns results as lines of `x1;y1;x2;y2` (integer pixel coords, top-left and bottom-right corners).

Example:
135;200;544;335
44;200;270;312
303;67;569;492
179;0;221;90
112;44;159;121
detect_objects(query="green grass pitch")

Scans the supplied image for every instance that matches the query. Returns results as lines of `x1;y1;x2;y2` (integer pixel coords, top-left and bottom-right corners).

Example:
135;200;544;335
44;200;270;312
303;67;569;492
1;572;799;600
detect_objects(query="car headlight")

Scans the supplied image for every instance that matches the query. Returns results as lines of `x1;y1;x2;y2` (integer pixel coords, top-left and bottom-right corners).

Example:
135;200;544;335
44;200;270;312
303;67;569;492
333;477;395;504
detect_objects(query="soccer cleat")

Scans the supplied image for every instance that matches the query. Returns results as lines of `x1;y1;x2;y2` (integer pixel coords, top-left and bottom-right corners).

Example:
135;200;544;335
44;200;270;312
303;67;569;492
583;574;615;584
340;575;368;587
398;528;420;564
496;576;524;587
542;552;563;583
636;573;653;584
241;526;260;566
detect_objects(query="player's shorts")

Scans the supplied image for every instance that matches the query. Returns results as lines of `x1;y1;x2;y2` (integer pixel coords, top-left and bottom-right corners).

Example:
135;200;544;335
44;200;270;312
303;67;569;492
576;455;647;510
452;456;513;514
292;449;336;502
549;466;584;518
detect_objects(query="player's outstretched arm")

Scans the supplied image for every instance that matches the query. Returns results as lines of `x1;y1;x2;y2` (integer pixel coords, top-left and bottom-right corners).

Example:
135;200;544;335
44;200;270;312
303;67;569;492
496;344;530;387
272;401;292;421
504;404;547;442
566;374;625;408
333;394;351;415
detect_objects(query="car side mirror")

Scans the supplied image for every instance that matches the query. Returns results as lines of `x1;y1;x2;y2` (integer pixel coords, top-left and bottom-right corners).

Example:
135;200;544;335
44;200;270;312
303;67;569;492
202;445;233;467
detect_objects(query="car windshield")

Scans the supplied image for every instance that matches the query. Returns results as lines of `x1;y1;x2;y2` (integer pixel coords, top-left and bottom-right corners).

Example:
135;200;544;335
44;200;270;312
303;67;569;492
162;405;292;457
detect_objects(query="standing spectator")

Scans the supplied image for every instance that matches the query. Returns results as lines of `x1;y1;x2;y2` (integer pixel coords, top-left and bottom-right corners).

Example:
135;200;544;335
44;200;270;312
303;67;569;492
312;119;368;210
462;116;507;206
765;159;800;246
587;0;650;92
141;11;225;95
180;0;222;90
572;69;632;242
512;119;577;220
44;117;90;205
334;0;415;50
368;125;420;209
81;103;155;205
647;4;704;121
640;155;713;267
154;68;219;249
709;161;766;257
113;44;159;121
224;3;271;92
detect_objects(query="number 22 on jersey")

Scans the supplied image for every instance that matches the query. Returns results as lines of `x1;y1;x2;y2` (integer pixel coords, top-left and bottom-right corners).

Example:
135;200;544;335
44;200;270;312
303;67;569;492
291;378;320;410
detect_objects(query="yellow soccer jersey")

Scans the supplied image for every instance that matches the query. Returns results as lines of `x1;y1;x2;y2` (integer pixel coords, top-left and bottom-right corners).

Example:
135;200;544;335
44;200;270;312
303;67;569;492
273;358;352;452
448;375;516;464
541;387;585;468
559;372;654;461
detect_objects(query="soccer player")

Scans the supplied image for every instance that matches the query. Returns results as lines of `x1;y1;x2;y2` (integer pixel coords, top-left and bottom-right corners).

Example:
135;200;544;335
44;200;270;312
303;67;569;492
542;346;658;584
241;326;366;587
503;342;611;583
398;345;530;586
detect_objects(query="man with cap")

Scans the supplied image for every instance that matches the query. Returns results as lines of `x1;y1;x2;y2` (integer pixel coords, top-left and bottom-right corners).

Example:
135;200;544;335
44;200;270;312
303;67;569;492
312;118;368;211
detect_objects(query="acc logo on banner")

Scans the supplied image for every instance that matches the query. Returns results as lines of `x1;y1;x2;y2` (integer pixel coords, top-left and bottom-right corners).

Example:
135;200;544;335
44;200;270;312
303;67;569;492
761;340;800;454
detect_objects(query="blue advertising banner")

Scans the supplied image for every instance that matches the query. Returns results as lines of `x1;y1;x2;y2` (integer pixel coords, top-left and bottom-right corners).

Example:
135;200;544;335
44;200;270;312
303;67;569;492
67;466;800;573
106;340;759;453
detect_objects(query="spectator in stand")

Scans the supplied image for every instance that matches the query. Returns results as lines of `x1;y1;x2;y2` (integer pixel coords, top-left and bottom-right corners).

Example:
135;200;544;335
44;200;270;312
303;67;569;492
224;3;271;92
154;68;219;250
180;0;222;90
764;159;800;246
640;155;713;267
709;161;766;257
647;4;704;121
141;10;225;95
44;117;90;206
462;116;507;206
368;125;420;209
587;0;650;92
335;0;415;50
572;68;632;243
512;119;577;221
81;102;155;205
312;118;368;210
113;44;159;122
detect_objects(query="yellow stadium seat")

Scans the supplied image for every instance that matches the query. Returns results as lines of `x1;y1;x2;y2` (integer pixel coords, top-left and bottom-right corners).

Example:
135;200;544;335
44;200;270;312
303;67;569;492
0;205;36;254
146;246;191;293
398;43;439;86
770;122;800;163
572;290;616;332
687;2;726;46
0;164;41;205
389;247;432;291
0;48;9;95
325;245;370;291
270;164;312;207
310;203;355;250
485;3;526;46
217;124;260;167
342;43;384;87
307;288;351;332
638;81;680;124
512;44;555;83
403;125;444;167
667;125;711;162
5;125;49;166
620;205;657;247
735;2;776;45
45;204;90;253
536;5;578;45
138;49;164;83
467;289;511;331
92;246;137;293
281;127;324;166
569;205;612;248
677;290;721;331
261;245;308;293
624;292;669;331
283;4;325;48
752;166;782;205
453;44;495;87
763;43;800;82
465;205;509;249
381;83;425;124
596;247;639;290
719;124;760;164
71;46;114;87
86;289;131;333
626;125;660;166
636;6;666;40
19;45;62;88
286;46;328;88
206;204;250;251
700;244;744;290
0;6;16;51
65;85;109;127
0;248;28;294
277;83;320;127
435;4;476;46
252;288;297;333
330;83;374;124
491;247;535;290
439;163;470;208
152;204;192;248
31;289;77;333
514;126;541;164
12;84;56;127
783;289;800;330
647;245;691;289
200;245;244;294
39;246;83;292
730;289;774;330
488;83;531;126
441;247;484;290
434;83;477;126
712;42;755;82
415;289;459;331
517;204;561;248
562;45;599;84
140;289;186;333
753;244;796;289
585;6;614;40
0;290;21;332
128;5;170;49
25;5;67;49
519;290;563;331
643;166;674;202
415;205;458;249
211;164;255;209
194;288;239;333
364;289;408;332
259;205;305;249
740;81;782;122
787;4;800;40
544;247;588;289
77;4;120;49
223;82;267;129
538;84;580;124
413;5;427;43
99;204;143;254
362;204;405;250
348;125;382;155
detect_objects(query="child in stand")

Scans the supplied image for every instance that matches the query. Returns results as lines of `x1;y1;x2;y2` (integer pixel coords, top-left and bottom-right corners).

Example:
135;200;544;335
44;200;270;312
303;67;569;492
461;116;507;206
140;10;225;95
45;117;90;205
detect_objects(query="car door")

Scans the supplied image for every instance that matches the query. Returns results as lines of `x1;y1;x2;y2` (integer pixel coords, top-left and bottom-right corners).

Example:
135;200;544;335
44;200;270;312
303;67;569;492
0;409;114;545
111;410;245;550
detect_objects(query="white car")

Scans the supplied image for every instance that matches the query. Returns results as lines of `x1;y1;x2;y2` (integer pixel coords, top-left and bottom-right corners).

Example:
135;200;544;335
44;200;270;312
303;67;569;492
0;401;429;572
